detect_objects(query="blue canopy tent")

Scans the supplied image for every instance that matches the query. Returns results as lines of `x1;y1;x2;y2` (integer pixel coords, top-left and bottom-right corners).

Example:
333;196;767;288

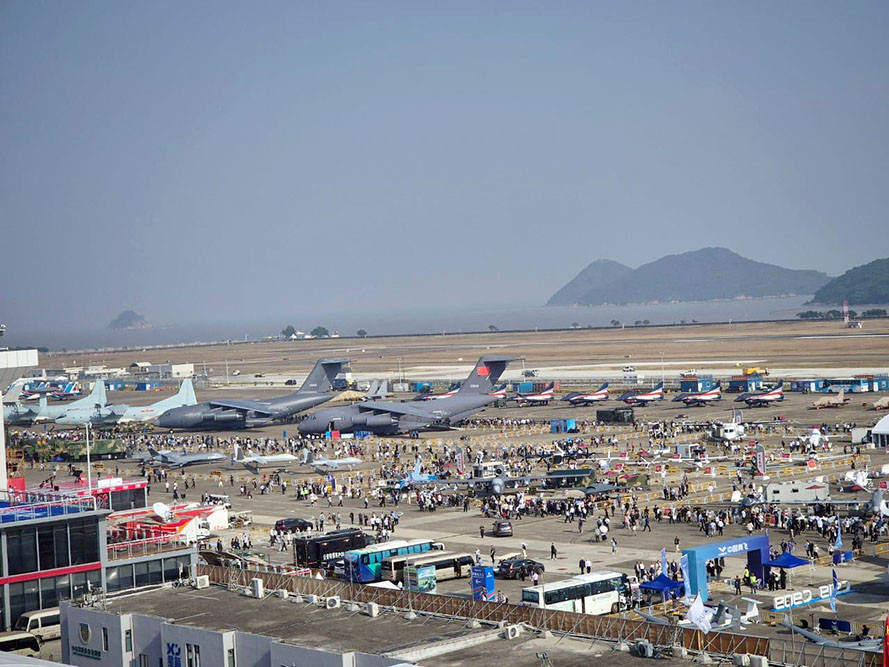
639;573;685;602
763;551;809;591
764;552;808;569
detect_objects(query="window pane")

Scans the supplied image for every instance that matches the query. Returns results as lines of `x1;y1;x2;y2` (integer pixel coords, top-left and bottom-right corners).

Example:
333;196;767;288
54;524;70;569
40;578;58;609
135;562;150;587
55;575;71;603
148;560;163;584
7;527;38;575
106;567;121;592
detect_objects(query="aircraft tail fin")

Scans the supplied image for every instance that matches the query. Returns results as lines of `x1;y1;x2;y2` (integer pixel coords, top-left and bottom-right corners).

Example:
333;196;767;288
457;356;516;395
598;382;609;392
148;446;161;458
653;381;664;391
297;358;350;394
413;458;421;478
88;380;107;407
233;444;243;462
3;380;25;403
178;379;197;405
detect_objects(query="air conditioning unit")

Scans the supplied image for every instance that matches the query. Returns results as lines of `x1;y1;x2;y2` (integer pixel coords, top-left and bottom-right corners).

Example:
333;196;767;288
504;625;521;640
305;595;319;605
634;640;654;658
192;575;210;590
325;596;341;609
250;578;264;598
276;589;288;599
732;654;750;667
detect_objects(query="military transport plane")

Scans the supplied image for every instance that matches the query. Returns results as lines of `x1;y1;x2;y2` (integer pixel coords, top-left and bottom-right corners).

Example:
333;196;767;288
563;382;609;406
156;358;348;429
298;356;515;436
673;382;722;407
619;382;664;406
734;382;784;407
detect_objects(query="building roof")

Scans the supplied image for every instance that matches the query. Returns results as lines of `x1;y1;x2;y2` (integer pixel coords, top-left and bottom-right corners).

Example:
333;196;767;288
873;414;889;435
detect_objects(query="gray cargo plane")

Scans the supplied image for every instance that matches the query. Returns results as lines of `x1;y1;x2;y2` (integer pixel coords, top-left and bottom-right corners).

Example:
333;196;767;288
156;358;349;429
298;356;515;436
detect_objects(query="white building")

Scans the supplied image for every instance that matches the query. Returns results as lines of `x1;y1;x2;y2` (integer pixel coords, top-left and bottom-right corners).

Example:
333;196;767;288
764;479;831;504
872;414;889;450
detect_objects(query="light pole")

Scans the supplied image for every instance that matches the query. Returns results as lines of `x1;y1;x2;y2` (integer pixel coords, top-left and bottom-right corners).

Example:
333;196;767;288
660;352;665;387
85;421;93;493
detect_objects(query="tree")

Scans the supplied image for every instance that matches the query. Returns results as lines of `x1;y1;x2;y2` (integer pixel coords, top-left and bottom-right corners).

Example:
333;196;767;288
610;319;621;327
825;310;843;320
570;322;579;329
642;320;650;325
634;320;642;326
357;329;368;337
281;325;296;338
862;308;887;318
488;325;499;332
796;310;824;320
310;326;329;337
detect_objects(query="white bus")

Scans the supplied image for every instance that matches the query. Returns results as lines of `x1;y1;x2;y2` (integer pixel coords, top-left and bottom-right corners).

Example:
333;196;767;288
383;551;474;583
521;571;630;614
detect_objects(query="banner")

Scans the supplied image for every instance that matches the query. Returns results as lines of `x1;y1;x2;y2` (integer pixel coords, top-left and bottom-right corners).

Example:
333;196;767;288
755;444;766;477
679;554;691;600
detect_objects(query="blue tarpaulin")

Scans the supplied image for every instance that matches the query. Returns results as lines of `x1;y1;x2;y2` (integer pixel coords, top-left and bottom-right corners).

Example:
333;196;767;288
639;573;684;592
764;552;809;569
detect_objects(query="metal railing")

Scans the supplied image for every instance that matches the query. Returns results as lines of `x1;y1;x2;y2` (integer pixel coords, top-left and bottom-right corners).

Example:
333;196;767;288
107;534;192;561
0;489;97;524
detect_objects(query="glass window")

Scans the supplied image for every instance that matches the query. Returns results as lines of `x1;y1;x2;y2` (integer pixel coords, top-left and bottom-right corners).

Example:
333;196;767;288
8;580;39;627
38;525;56;571
54;524;70;569
163;558;178;582
7;527;38;575
119;565;134;590
87;569;101;592
148;559;163;584
106;567;121;592
72;573;87;598
55;575;71;603
69;519;100;565
125;629;133;652
135;562;150;587
40;577;58;609
102;627;108;651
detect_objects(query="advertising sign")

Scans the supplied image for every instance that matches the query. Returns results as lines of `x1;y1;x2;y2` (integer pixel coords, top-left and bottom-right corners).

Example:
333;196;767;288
470;565;496;601
405;565;437;594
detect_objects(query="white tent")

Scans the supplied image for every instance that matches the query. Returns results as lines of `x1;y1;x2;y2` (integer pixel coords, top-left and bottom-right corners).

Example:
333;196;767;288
872;415;889;449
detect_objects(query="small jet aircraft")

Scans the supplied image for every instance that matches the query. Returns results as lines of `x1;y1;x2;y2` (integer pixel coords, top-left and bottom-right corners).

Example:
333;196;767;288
302;450;362;472
417;383;461;401
872;395;889;410
50;382;82;401
488;384;508;400
232;444;300;470
513;382;555;405
673;382;722;407
143;447;228;468
619;382;664;406
387;459;439;489
563;382;609;406
362;380;389;400
779;622;882;653
812;389;849;409
734;382;784;407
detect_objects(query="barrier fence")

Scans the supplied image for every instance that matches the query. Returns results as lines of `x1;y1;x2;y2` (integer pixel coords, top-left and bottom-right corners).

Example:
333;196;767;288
199;564;776;660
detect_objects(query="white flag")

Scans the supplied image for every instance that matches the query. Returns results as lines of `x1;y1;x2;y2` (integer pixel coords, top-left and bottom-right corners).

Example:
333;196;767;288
686;594;712;634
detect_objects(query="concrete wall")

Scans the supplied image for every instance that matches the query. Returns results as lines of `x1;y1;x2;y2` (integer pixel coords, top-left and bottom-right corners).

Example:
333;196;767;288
161;622;234;667
132;614;163;667
270;642;351;667
235;631;272;667
61;603;132;666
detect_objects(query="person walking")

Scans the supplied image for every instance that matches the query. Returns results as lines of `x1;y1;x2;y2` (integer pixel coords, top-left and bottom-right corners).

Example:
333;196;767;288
611;537;618;553
550;542;558;560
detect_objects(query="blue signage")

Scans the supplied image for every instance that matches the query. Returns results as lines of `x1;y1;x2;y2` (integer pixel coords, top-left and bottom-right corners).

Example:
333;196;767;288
683;534;770;601
470;566;496;601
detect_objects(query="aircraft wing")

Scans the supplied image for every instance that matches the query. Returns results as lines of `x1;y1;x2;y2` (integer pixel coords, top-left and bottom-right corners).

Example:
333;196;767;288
205;399;275;416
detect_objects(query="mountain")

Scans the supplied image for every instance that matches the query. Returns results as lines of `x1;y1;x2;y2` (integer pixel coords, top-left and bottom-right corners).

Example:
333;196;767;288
546;259;633;306
108;310;150;330
548;248;831;306
807;258;889;305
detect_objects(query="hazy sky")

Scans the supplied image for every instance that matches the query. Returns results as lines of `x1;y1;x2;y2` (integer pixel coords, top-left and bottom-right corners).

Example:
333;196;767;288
2;1;887;332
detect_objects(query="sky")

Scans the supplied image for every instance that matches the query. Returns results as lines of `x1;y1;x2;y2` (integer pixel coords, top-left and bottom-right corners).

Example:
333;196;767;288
2;1;888;334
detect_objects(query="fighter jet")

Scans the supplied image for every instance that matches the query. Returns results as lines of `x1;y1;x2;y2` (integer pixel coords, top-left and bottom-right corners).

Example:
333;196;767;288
416;383;461;401
673;382;722;407
363;379;389;400
387;459;439;489
734;382;784;407
872;395;889;410
298;356;515;436
57;379;199;425
619;382;664;406
563;382;609;406
812;389;849;409
156;358;348;429
142;446;228;468
513;382;555;405
6;380;108;424
779;622;882;653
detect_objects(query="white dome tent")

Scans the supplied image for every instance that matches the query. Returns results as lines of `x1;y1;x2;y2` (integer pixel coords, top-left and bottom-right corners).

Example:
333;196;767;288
872;414;889;449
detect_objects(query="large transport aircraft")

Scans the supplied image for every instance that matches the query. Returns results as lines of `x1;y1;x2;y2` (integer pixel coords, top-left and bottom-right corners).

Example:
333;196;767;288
156;358;349;429
5;380;108;424
618;382;664;406
298;356;515;436
672;382;722;407
734;382;784;407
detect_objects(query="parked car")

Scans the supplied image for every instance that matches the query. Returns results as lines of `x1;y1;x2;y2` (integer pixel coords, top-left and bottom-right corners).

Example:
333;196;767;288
285;379;299;385
623;366;636;373
275;517;313;533
497;557;544;580
491;520;513;537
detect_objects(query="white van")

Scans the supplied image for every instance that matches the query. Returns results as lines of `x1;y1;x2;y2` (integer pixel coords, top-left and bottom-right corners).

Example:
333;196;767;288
0;630;41;656
15;607;61;642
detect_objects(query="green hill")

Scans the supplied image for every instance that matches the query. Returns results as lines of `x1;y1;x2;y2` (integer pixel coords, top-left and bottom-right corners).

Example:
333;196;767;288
548;248;830;306
547;259;633;306
807;258;889;305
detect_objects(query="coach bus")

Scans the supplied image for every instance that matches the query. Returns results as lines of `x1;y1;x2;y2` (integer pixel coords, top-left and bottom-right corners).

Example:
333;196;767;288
520;571;630;615
343;538;444;583
381;551;474;583
292;529;374;568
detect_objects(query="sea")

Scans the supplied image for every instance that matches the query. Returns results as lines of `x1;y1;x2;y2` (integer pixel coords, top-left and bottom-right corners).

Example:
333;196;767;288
6;296;813;353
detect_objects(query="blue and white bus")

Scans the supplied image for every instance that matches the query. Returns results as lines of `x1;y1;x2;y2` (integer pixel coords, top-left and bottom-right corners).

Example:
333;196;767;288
343;539;443;583
521;571;630;615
